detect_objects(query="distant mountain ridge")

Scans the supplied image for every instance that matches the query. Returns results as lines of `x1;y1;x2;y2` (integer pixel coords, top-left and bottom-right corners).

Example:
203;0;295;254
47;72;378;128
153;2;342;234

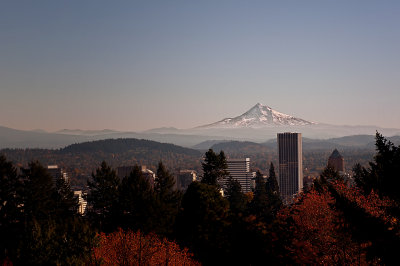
1;102;400;149
199;103;315;128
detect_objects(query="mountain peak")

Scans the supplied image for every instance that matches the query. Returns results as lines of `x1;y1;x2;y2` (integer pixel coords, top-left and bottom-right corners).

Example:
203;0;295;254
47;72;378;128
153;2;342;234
198;103;316;128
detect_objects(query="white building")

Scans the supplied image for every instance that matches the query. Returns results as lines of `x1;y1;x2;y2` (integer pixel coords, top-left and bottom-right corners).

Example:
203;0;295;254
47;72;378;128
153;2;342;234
74;190;87;215
226;158;254;193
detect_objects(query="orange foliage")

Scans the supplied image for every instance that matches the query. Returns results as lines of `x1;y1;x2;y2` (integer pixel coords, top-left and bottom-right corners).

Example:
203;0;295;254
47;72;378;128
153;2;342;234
277;181;400;264
278;186;365;264
92;228;200;265
333;181;396;227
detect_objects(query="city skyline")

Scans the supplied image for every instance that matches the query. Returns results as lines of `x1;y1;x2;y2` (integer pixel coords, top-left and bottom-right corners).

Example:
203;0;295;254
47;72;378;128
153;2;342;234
1;1;400;132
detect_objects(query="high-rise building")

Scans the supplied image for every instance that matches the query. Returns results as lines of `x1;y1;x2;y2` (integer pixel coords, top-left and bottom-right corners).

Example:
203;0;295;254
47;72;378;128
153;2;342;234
277;133;303;203
226;158;254;193
328;149;345;173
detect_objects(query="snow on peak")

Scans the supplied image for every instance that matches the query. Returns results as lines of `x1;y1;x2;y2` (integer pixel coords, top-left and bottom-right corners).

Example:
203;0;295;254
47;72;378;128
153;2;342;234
199;103;316;128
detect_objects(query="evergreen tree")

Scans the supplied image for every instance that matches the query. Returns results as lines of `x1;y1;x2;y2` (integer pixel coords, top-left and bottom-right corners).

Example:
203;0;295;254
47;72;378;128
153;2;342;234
20;216;95;265
250;171;269;218
154;161;181;236
119;165;155;232
54;177;79;219
201;149;229;186
314;165;342;193
175;182;230;265
0;158;104;265
21;161;56;222
266;162;279;193
354;132;400;203
225;177;247;215
266;163;282;216
86;161;120;232
0;155;23;262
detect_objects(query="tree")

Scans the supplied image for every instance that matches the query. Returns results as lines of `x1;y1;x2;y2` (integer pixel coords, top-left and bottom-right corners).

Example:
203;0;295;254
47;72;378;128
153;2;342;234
86;161;120;232
0;155;23;262
354;132;400;203
224;177;247;215
277;186;362;265
93;228;199;265
249;171;269;219
154;161;181;236
266;163;282;217
314;165;342;193
20;216;95;265
119;165;156;233
21;161;56;222
54;177;79;219
266;162;279;193
175;182;230;265
201;149;229;186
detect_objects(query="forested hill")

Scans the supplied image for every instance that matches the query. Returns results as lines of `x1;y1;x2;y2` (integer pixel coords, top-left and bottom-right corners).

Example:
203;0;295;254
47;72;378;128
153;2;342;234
60;138;201;156
1;138;203;187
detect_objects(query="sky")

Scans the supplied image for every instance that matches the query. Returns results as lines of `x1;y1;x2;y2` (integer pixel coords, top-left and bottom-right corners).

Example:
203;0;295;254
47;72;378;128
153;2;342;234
1;1;400;132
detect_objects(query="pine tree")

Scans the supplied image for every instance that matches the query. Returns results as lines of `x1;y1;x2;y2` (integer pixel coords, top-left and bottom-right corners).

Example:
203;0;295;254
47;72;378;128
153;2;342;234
175;182;229;265
86;161;120;232
54;177;79;219
154;161;181;236
225;177;247;215
201;149;229;186
0;155;23;262
354;132;400;203
266;163;282;216
266;162;279;194
22;161;56;222
314;165;342;193
249;171;269;219
119;165;155;233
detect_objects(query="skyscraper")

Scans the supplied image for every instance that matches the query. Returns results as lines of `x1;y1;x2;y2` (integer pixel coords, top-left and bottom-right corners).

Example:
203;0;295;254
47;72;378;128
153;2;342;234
226;158;254;193
277;133;303;203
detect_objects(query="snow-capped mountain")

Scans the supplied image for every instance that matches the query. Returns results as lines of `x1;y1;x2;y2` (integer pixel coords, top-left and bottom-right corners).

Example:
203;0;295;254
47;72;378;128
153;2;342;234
199;103;316;128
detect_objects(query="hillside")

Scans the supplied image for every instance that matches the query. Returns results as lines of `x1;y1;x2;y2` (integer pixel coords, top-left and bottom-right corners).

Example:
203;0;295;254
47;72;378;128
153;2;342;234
1;138;203;188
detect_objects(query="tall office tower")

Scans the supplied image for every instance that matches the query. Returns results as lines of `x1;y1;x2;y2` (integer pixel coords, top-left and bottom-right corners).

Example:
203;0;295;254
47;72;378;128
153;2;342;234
226;158;253;193
328;149;345;173
277;133;303;203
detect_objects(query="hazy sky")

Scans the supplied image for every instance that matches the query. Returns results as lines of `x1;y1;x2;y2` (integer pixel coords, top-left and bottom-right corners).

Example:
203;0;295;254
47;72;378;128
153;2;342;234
1;1;400;132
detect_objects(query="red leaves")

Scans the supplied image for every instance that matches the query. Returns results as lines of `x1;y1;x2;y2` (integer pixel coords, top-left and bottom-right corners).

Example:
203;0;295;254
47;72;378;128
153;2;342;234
278;188;343;264
333;181;395;226
92;228;199;265
276;181;397;265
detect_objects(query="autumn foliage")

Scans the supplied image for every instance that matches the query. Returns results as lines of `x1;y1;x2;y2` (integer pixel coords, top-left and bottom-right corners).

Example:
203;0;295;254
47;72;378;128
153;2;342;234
278;186;359;264
276;180;400;265
92;228;200;265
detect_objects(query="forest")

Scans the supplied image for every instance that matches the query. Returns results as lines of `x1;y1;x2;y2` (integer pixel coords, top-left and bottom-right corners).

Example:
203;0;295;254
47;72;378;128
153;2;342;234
0;132;399;265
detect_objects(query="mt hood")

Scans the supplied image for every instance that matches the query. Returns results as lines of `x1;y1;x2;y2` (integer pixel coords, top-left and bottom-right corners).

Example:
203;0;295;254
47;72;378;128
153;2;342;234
199;103;316;128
